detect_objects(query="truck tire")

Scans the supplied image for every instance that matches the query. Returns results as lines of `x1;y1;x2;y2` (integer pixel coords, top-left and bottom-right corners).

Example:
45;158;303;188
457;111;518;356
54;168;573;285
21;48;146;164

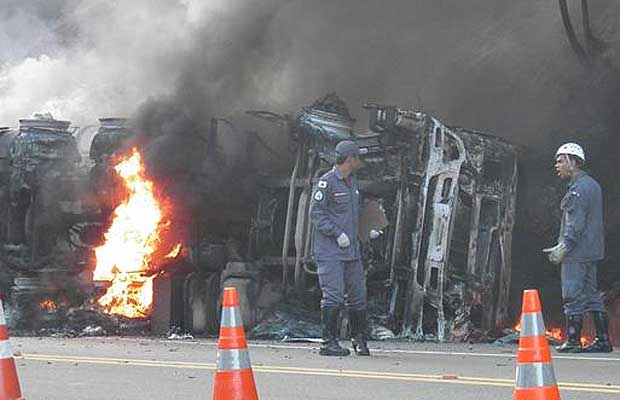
184;272;220;335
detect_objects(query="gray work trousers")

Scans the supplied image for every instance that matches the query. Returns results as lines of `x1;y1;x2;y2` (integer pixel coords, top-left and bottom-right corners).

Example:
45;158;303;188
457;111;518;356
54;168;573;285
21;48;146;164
561;261;606;316
316;259;367;310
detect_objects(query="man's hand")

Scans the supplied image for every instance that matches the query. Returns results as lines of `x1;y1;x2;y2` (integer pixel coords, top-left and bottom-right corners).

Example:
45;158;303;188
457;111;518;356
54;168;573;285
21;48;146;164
337;232;350;248
542;242;568;265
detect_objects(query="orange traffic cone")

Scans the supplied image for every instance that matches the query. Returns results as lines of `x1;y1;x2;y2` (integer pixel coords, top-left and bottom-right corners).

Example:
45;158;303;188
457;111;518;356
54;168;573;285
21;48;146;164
513;289;560;400
213;287;258;400
0;297;23;400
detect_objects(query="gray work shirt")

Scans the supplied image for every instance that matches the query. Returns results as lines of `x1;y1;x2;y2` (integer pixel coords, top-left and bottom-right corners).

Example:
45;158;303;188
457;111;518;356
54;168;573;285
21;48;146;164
559;171;605;262
310;166;361;261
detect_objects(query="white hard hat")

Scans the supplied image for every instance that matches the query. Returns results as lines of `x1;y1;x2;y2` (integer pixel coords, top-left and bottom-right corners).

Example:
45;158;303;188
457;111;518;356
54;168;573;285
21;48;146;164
555;142;585;162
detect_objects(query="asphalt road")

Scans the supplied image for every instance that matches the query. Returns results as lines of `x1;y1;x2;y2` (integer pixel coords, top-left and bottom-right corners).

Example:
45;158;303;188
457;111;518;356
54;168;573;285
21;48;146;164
9;337;620;399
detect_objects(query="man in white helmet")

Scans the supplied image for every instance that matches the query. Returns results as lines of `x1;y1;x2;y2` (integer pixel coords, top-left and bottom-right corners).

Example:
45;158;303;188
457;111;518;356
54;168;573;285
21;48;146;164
543;143;612;353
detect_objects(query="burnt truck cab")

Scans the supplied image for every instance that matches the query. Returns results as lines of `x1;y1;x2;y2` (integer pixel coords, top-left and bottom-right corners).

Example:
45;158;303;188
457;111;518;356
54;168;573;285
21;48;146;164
356;104;517;340
250;97;517;340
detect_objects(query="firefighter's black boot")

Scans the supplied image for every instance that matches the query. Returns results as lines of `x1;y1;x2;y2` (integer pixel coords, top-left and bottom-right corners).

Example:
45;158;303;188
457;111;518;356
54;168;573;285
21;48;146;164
319;306;350;357
350;309;370;356
583;312;613;353
556;314;583;353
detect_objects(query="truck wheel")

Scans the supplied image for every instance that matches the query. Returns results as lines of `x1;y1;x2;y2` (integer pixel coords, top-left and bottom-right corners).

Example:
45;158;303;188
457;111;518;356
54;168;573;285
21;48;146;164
185;272;220;335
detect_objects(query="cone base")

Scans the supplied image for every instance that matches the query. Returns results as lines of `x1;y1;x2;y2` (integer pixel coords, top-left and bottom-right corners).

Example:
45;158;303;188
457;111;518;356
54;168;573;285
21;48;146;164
0;358;23;400
514;386;561;400
213;368;258;400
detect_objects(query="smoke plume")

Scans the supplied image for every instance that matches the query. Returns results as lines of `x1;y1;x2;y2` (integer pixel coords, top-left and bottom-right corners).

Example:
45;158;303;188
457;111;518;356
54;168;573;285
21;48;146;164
2;1;620;147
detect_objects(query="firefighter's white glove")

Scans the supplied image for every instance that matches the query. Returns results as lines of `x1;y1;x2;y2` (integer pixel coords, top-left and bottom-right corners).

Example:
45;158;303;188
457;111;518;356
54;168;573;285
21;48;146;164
337;232;350;248
542;242;568;265
369;229;383;240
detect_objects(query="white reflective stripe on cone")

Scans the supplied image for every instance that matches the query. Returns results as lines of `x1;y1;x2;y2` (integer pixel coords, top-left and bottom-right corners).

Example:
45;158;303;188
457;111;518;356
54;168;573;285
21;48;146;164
217;349;252;371
520;312;545;337
515;362;557;388
220;307;243;328
0;340;13;359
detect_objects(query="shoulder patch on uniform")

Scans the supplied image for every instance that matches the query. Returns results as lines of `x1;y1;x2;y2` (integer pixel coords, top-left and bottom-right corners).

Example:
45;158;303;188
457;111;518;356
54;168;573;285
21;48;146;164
318;180;327;189
314;190;324;201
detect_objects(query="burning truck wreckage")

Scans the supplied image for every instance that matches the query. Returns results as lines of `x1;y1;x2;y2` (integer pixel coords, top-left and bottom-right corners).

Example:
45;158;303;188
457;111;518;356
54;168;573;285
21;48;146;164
0;94;520;343
0;93;617;346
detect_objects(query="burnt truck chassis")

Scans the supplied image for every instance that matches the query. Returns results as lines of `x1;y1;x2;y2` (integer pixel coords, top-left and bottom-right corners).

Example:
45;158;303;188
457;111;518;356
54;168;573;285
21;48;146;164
250;102;517;340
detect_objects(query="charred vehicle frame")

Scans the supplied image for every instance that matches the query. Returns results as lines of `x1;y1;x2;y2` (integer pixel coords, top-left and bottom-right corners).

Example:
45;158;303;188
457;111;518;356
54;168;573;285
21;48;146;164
246;95;518;340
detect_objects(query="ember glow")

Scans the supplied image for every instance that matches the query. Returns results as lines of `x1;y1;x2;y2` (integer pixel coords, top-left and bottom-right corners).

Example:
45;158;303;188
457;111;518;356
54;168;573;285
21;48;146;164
546;327;563;341
165;244;182;259
93;148;180;319
514;316;591;345
39;300;58;312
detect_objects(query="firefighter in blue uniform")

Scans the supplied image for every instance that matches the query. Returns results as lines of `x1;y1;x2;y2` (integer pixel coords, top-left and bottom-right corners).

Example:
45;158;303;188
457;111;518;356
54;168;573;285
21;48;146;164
544;143;613;353
309;140;370;356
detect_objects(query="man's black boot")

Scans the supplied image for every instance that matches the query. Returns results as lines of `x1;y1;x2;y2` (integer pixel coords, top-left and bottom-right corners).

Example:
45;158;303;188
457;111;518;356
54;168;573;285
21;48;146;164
319;307;350;357
556;314;583;353
350;309;370;356
583;312;613;353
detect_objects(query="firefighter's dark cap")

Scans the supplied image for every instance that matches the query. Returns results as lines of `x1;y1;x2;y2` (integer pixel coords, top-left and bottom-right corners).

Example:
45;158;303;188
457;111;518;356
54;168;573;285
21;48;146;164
335;140;362;157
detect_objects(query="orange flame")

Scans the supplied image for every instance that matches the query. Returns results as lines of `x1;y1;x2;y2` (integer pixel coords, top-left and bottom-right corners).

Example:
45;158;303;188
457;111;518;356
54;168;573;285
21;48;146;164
546;327;563;341
39;300;58;312
93;149;179;319
165;244;182;259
